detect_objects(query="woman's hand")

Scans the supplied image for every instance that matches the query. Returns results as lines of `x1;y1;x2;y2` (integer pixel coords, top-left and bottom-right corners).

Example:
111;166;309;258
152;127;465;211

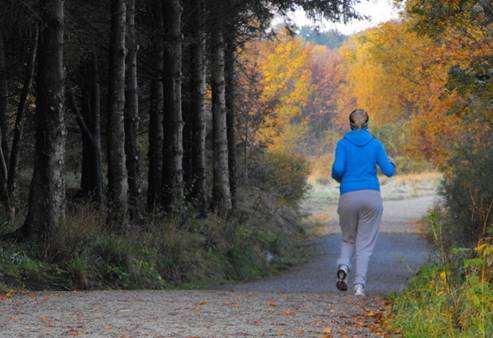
388;156;396;167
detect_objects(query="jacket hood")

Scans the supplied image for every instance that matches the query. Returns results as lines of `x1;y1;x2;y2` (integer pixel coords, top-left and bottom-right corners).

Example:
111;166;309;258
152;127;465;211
343;129;374;147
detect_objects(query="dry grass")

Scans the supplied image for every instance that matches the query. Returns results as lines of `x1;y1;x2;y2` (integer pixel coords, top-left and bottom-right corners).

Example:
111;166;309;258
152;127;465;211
379;172;441;200
300;171;441;237
379;171;441;186
306;171;441;203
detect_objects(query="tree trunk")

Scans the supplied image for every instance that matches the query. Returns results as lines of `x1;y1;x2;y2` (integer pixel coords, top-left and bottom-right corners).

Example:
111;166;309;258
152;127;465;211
70;61;103;205
0;30;9;163
88;56;103;204
189;0;208;213
7;27;39;203
161;0;184;212
225;30;237;209
107;0;128;231
146;0;164;212
79;56;103;205
80;84;93;193
124;0;141;220
181;1;193;196
0;29;11;215
23;0;66;246
210;26;232;213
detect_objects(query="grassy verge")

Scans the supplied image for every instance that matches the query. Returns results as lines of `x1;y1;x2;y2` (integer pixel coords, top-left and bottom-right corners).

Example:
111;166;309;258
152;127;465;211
387;209;493;337
0;187;311;292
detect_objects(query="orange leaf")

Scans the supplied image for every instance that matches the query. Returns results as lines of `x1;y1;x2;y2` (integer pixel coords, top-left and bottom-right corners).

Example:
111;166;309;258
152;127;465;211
281;309;295;316
322;326;332;334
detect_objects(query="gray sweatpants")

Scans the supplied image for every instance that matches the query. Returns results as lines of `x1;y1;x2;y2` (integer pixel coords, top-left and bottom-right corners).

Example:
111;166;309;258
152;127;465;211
336;190;383;286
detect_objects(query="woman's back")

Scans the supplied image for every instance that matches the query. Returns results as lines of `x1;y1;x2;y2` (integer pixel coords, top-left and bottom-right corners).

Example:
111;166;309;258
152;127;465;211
331;129;395;194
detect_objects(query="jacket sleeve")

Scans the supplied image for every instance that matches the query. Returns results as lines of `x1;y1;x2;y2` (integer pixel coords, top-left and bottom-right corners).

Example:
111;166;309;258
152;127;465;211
376;141;396;177
331;141;346;183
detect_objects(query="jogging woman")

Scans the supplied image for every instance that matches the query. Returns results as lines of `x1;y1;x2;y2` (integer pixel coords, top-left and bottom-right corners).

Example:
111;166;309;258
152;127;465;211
331;109;396;296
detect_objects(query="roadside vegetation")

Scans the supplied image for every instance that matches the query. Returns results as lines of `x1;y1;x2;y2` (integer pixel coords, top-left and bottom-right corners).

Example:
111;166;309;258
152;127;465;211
389;119;493;338
389;208;493;337
0;151;311;292
385;1;492;335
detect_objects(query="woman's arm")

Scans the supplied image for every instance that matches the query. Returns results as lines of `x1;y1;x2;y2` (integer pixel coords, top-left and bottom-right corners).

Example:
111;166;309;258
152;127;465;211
331;141;346;183
376;141;396;177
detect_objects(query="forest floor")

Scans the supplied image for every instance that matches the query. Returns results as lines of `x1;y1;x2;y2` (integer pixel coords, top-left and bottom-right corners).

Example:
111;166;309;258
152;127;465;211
0;177;438;337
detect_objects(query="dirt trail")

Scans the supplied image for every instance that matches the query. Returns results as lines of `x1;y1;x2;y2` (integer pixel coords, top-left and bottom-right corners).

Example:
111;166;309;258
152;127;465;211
0;195;436;337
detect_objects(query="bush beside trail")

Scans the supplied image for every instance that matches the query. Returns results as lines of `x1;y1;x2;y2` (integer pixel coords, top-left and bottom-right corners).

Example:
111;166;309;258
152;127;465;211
389;235;493;337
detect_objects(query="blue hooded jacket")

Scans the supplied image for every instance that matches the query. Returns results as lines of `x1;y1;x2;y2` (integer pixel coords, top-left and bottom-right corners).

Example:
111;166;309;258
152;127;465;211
331;129;396;194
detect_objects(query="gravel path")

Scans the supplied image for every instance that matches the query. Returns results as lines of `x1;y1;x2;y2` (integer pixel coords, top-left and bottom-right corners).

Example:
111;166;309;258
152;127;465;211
0;195;436;337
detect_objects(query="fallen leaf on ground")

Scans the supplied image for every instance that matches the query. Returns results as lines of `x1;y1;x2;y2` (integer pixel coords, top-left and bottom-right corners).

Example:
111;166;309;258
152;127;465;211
294;328;305;335
281;309;295;316
267;299;277;307
322;326;332;334
66;328;80;336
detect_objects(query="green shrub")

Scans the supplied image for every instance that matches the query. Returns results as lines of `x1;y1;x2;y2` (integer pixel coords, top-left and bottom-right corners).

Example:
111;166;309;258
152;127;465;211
0;243;67;290
440;131;493;245
247;150;310;205
47;202;107;261
65;256;89;289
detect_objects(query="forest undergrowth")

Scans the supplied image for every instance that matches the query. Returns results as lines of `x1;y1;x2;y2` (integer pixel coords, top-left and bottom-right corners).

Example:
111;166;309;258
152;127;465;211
0;152;312;292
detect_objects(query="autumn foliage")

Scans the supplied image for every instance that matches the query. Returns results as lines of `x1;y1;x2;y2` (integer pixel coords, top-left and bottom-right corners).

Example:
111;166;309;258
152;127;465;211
238;1;491;243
